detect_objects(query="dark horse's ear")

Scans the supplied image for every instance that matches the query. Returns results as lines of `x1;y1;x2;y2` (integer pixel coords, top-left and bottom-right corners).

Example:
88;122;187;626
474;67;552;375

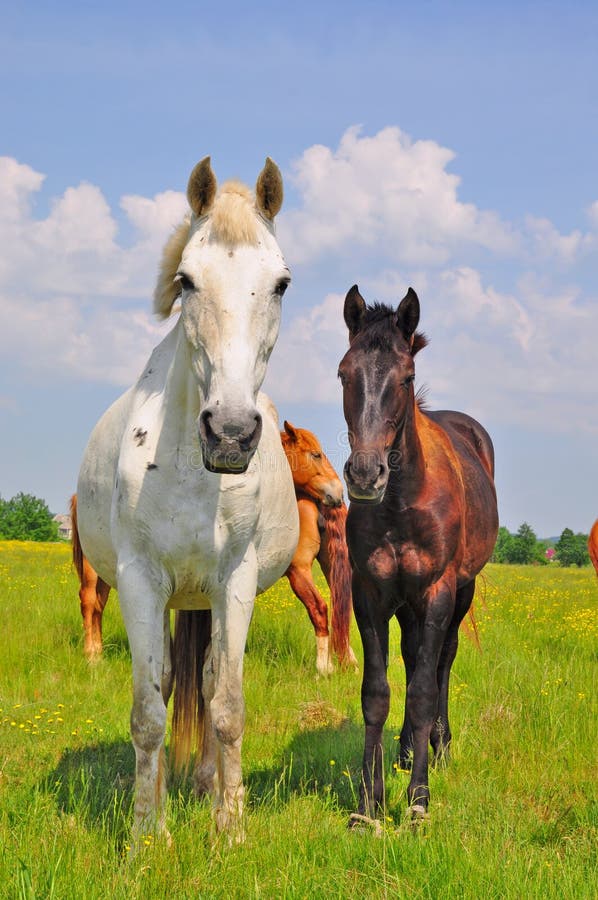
283;420;298;442
344;285;367;341
396;288;420;345
187;156;217;217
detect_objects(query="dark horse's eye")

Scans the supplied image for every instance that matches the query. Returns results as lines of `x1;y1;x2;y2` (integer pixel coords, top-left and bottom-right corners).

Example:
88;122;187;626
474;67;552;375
175;272;195;293
274;278;290;297
403;374;415;388
311;452;322;460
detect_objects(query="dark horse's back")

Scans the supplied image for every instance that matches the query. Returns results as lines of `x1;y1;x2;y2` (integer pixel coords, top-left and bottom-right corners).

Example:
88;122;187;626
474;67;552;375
424;409;498;578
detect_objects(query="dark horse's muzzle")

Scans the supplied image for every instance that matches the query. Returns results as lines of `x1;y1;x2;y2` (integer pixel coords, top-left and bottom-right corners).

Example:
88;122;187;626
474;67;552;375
198;407;263;474
343;450;389;504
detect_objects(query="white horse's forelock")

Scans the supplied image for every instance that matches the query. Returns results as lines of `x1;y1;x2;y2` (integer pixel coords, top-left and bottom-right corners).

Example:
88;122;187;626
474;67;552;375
153;181;261;320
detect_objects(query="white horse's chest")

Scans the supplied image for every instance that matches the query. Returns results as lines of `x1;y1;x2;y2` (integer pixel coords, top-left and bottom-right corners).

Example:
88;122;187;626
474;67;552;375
117;444;258;562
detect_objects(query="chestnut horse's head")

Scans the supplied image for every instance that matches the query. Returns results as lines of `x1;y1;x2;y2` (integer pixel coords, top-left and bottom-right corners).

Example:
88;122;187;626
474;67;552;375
338;285;427;504
280;421;343;507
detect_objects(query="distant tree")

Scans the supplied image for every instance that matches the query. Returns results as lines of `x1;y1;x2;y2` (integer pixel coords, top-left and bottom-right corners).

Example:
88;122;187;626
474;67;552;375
492;526;515;563
509;522;538;564
0;493;59;542
555;528;590;567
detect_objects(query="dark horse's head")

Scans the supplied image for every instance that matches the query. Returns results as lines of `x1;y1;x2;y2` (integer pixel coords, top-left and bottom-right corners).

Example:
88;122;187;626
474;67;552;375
338;284;428;504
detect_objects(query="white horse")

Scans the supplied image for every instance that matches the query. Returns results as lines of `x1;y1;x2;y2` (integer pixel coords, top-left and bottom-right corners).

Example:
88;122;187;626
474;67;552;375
76;157;299;844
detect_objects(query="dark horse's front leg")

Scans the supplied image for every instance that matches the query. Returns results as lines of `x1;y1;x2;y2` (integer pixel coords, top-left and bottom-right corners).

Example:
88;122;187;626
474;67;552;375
350;574;390;823
405;577;456;816
395;603;420;770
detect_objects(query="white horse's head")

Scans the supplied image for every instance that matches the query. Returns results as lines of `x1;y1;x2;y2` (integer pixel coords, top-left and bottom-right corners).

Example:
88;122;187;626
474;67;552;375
154;157;290;474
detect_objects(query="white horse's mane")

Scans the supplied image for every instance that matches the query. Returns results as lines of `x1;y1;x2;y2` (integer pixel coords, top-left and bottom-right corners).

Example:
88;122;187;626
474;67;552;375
153;181;261;320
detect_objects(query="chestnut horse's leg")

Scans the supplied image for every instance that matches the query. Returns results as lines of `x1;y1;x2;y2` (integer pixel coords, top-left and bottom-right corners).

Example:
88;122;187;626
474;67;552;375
406;577;456;816
79;562;109;660
286;564;332;674
430;579;476;764
285;499;332;675
90;577;111;658
350;574;390;822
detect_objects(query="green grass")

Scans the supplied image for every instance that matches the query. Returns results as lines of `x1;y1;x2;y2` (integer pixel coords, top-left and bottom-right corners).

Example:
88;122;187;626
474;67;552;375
0;542;596;898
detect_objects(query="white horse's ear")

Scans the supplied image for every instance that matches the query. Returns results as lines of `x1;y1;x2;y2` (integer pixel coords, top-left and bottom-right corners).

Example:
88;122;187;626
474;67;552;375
344;284;367;341
187;156;217;217
256;158;283;220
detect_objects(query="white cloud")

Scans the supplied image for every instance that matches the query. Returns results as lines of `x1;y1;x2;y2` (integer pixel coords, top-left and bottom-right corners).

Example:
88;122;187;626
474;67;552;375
587;200;598;228
524;215;591;263
0;157;45;223
0;156;185;384
266;266;598;437
265;292;347;404
278;126;518;266
1;138;597;443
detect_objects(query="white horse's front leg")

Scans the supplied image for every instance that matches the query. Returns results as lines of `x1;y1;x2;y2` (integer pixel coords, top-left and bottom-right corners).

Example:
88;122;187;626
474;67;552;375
161;610;173;705
209;551;257;842
193;643;217;797
117;562;170;844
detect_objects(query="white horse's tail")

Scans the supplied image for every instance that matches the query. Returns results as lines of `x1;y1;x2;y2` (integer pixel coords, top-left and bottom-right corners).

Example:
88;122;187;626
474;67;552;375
171;610;212;772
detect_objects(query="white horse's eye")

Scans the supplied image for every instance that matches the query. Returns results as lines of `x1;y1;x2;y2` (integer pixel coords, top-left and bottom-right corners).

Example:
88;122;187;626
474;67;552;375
274;278;290;298
175;272;195;293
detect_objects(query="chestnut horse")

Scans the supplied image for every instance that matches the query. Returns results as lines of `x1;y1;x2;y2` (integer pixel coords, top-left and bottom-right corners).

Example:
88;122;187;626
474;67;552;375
71;423;356;673
338;285;498;824
588;520;598;577
281;420;357;673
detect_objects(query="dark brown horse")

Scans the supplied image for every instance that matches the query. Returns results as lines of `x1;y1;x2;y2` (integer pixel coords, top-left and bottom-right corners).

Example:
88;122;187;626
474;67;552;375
338;284;498;824
588;520;598;577
71;424;356;673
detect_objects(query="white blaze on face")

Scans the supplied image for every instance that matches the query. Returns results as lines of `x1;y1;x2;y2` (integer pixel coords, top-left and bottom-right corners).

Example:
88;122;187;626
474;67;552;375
180;230;288;414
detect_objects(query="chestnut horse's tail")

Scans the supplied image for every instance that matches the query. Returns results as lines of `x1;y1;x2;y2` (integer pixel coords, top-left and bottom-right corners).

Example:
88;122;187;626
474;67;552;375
70;494;86;584
171;609;212;772
461;573;490;650
460;603;481;649
321;503;354;666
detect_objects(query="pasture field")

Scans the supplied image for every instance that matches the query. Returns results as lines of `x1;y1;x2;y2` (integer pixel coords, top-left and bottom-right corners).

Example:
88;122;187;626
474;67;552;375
0;541;596;899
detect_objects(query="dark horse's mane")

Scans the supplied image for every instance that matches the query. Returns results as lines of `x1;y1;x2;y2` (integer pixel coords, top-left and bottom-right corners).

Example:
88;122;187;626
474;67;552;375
361;301;428;356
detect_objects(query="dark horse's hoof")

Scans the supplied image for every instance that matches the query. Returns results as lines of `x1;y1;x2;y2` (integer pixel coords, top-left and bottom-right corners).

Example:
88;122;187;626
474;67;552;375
347;813;383;837
406;803;429;828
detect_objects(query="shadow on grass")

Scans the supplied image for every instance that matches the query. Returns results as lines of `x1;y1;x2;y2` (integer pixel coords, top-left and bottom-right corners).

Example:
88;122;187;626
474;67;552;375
43;720;405;837
43;739;135;845
245;720;367;815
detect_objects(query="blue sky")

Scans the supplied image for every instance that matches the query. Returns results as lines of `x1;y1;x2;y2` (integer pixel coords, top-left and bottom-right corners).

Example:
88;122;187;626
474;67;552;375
1;1;597;536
